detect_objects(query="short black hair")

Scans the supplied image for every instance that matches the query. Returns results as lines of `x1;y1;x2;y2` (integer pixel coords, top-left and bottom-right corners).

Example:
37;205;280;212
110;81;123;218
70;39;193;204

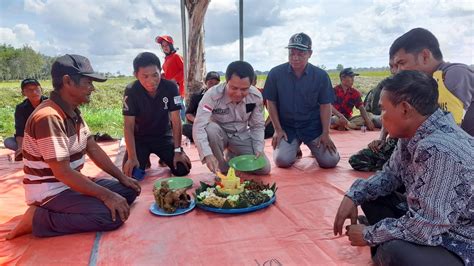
133;52;161;73
52;75;82;91
381;70;439;116
389;28;443;60
225;61;255;82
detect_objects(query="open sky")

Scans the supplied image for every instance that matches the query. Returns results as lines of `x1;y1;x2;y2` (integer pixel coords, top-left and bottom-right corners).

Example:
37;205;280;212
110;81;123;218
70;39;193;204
1;0;473;74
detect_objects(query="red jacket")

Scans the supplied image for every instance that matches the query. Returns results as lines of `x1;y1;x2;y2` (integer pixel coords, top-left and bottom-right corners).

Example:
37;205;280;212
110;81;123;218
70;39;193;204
162;52;184;97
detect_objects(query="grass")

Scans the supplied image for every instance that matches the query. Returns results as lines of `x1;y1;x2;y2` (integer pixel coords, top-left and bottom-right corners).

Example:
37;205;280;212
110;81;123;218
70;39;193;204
0;72;388;139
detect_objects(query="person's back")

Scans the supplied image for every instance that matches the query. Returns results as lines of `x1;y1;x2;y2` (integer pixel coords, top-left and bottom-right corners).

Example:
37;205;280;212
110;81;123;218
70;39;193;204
363;82;383;115
436;62;474;135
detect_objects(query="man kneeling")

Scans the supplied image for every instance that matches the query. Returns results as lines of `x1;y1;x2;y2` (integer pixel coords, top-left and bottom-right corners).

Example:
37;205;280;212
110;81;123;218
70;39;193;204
334;71;472;265
193;61;271;175
6;54;141;239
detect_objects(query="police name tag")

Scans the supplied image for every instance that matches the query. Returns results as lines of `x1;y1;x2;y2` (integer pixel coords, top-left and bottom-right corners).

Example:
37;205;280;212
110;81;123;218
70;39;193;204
212;108;230;115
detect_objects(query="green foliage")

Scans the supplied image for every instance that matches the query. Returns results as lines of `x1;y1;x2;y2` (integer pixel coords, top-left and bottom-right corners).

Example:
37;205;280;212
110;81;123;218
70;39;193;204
0;77;134;139
0;73;388;139
0;44;55;80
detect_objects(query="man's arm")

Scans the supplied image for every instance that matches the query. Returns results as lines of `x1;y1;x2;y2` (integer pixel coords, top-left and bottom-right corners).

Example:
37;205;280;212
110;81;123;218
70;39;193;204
358;106;375;130
48;160;131;221
86;137;140;194
346;142;403;205
267;100;288;149
331;104;349;127
170;110;182;148
192;95;214;161
248;99;265;156
186;114;195;123
335;144;403;235
331;104;345;118
362;147;469;246
318;103;337;153
123;115;138;177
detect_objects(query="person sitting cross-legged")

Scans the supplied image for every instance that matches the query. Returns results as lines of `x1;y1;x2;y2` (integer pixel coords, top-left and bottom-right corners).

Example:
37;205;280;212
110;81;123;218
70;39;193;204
334;70;473;266
4;78;47;161
331;68;378;131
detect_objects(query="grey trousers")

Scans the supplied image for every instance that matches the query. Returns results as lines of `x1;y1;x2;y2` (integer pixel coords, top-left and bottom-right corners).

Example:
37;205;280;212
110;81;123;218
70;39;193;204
373;240;463;266
4;136;17;151
205;122;271;175
32;179;138;237
362;192;463;266
273;137;340;168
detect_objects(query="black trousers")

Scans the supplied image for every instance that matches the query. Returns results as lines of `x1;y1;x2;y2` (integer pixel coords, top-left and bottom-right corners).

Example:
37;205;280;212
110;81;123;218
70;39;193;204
182;123;193;142
123;137;190;177
33;179;137;237
361;192;463;266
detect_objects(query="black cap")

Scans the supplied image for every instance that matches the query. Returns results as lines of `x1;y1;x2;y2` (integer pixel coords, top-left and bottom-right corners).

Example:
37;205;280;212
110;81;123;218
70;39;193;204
286;33;312;51
205;71;220;82
51;54;106;82
21;78;40;90
340;68;359;77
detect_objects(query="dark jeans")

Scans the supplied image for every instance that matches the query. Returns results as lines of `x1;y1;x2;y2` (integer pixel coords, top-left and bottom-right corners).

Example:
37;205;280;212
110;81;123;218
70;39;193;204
32;179;137;237
122;137;190;177
182;123;193;142
361;192;463;266
4;136;18;151
264;122;275;139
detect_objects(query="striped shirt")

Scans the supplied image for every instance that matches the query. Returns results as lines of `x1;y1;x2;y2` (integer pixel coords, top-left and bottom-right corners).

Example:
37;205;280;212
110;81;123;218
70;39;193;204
22;91;91;205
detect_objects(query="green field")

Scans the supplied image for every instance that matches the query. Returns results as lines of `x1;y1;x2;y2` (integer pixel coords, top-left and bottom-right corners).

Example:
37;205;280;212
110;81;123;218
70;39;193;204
0;72;389;140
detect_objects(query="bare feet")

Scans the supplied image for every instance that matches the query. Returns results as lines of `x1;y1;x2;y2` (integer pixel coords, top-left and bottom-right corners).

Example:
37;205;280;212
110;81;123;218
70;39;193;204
5;206;37;240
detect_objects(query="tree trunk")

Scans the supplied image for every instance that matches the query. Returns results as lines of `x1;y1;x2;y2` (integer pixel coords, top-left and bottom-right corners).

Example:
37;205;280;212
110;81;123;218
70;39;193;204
185;0;209;96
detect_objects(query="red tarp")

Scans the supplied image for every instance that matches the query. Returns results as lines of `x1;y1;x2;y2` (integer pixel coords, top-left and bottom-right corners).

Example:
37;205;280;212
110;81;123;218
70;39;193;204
1;131;377;265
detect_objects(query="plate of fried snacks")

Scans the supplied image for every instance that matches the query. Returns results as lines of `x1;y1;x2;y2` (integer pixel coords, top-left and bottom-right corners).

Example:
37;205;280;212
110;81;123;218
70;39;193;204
150;180;195;216
194;168;277;214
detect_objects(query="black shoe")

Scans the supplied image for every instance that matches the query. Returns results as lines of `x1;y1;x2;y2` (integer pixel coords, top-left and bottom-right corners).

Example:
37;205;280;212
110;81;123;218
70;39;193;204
296;148;303;159
158;159;167;167
357;215;369;225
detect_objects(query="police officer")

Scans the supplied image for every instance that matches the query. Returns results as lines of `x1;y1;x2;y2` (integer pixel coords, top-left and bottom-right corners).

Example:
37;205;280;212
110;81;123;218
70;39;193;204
193;61;271;175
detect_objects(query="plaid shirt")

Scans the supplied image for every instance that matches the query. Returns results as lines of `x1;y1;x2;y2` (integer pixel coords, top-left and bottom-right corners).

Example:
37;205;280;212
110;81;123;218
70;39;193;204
333;84;363;119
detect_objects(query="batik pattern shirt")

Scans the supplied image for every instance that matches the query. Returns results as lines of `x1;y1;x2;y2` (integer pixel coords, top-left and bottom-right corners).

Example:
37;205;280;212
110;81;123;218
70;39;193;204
332;84;363;119
346;109;473;265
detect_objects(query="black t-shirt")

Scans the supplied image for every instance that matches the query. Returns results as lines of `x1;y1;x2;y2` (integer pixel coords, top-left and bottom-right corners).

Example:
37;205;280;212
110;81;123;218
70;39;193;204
122;79;182;141
185;89;205;123
14;95;48;137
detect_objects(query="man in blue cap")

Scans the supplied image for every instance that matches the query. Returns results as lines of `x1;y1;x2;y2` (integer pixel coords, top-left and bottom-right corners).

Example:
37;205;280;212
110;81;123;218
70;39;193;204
263;33;340;169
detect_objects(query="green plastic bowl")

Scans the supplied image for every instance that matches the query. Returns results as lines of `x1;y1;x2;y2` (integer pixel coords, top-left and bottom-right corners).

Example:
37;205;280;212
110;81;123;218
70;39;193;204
154;177;193;190
228;154;267;172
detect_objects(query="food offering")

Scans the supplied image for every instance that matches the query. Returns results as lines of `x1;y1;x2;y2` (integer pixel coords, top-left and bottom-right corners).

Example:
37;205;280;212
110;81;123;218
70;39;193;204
195;168;277;214
150;180;195;216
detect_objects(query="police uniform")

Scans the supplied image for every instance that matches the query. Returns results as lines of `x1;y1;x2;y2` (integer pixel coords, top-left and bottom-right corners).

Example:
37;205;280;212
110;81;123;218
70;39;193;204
122;79;190;176
193;83;271;174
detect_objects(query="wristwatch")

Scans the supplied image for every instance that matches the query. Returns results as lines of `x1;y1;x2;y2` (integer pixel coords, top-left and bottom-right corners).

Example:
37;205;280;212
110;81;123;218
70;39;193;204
174;147;184;153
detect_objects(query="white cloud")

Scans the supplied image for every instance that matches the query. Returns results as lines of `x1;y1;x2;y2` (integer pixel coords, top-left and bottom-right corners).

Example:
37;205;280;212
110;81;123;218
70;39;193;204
0;24;36;47
1;0;472;74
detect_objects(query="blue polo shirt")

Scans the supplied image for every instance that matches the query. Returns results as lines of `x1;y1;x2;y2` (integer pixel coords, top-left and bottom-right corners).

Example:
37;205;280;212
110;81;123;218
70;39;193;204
263;62;334;143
